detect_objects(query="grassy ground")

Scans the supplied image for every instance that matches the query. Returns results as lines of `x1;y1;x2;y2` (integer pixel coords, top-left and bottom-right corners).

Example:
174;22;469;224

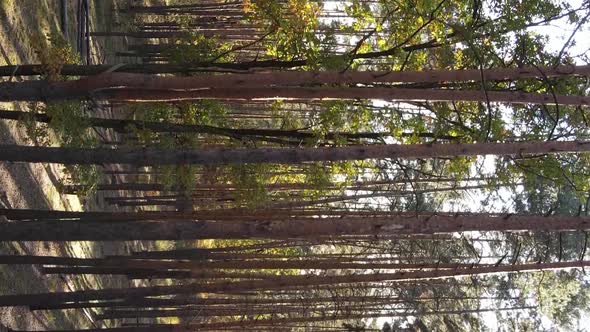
0;0;144;330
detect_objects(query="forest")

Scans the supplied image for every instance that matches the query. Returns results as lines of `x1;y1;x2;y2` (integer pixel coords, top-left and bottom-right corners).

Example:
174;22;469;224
0;0;589;331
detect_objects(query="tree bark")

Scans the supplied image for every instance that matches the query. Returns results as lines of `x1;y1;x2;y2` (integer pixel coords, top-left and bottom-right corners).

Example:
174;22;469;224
0;259;578;306
97;86;589;105
0;141;588;165
4;64;586;83
30;295;500;310
41;261;495;273
0;109;396;142
0;214;589;241
1;66;589;102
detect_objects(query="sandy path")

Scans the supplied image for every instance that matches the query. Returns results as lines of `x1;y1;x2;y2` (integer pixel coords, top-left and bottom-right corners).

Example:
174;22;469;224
0;1;138;330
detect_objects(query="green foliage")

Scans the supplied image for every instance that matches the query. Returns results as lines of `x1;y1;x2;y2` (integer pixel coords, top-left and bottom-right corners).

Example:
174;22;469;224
45;102;100;196
516;271;590;329
62;164;100;196
245;0;321;66
209;239;302;276
31;32;80;80
319;53;351;71
303;163;333;198
28;2;588;329
20;102;100;195
226;163;272;208
165;33;234;64
446;156;475;178
122;101;232;195
43;102;96;147
185;100;228;126
308;101;373;145
270;100;304;131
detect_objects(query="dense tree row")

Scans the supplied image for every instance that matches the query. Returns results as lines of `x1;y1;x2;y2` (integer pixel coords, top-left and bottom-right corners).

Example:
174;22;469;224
0;0;590;331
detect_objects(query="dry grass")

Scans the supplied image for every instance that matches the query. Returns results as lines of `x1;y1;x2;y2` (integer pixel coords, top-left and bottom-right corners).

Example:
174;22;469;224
0;0;146;330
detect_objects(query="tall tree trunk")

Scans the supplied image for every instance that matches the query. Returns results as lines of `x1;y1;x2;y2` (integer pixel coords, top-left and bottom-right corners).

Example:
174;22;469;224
0;110;399;142
30;295;506;310
95;86;588;105
1;67;589;102
0;141;588;165
126;2;242;13
1;64;584;78
0;256;570;306
0;213;589;241
41;261;498;273
0;61;309;76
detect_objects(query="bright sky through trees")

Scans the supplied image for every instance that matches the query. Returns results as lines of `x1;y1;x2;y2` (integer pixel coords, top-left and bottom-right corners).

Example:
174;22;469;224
1;0;590;331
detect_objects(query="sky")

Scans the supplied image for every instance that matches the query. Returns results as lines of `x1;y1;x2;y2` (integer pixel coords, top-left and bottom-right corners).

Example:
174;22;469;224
465;1;590;329
485;1;590;330
319;0;590;330
531;0;590;64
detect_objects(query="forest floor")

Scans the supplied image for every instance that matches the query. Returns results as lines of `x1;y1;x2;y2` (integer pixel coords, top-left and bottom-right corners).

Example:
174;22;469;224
0;0;155;330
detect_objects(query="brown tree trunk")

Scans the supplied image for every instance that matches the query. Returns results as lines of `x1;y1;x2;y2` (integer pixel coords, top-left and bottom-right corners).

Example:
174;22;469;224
41;261;496;274
1;67;589;103
0;141;588;165
30;295;505;310
100;86;589;105
0;213;589;241
0;110;398;143
34;65;590;87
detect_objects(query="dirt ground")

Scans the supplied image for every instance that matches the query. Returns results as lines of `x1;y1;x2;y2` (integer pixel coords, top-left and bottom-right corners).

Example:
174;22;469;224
0;0;146;330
